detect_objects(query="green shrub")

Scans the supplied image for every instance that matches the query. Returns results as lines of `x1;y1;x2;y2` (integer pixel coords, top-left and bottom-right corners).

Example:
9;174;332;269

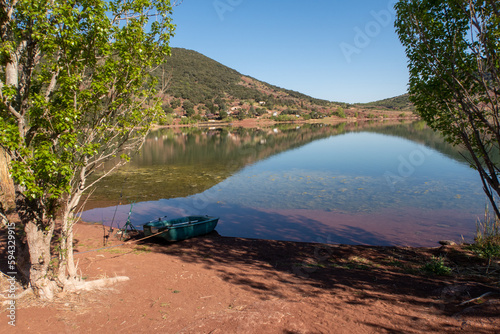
420;256;452;276
335;107;346;118
468;212;500;264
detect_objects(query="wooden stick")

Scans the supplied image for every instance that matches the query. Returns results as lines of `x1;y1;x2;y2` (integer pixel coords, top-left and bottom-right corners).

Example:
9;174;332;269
459;292;494;306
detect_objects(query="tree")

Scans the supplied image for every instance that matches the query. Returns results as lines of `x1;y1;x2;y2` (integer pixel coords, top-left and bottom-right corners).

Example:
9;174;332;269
395;0;500;219
170;98;181;109
219;110;228;119
0;0;175;299
336;107;346;118
236;110;246;121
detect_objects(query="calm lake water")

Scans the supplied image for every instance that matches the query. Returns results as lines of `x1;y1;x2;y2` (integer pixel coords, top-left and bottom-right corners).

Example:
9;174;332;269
81;121;486;246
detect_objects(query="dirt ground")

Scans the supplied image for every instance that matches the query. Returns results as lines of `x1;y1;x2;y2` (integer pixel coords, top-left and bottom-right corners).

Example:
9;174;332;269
1;222;500;334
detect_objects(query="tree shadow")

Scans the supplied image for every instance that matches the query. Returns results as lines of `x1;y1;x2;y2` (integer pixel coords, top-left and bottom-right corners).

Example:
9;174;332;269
196;203;396;246
132;208;499;333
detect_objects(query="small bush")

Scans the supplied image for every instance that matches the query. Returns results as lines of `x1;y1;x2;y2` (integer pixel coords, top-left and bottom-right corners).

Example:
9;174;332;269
420;256;452;276
468;211;500;263
335;107;346;118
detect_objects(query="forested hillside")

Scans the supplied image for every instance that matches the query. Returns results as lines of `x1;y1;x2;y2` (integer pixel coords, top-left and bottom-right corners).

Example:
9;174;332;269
153;48;414;123
355;94;414;111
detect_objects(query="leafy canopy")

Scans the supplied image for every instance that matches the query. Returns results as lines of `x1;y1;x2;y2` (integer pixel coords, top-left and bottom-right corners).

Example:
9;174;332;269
0;0;175;217
395;0;500;216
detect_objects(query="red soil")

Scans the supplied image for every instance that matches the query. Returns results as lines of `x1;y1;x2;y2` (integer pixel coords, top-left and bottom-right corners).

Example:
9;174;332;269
3;222;499;334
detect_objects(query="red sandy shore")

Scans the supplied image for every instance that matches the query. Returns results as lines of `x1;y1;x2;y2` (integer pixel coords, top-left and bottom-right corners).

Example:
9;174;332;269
2;222;499;334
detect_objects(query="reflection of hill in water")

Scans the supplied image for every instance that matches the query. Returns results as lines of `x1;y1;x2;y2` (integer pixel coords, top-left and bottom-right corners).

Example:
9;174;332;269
357;121;471;164
84;121;466;209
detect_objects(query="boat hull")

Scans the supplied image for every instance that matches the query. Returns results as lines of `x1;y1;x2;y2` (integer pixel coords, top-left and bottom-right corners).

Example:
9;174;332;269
142;215;219;241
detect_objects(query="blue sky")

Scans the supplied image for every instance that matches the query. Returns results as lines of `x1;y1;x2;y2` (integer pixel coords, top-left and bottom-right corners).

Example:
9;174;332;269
169;0;408;104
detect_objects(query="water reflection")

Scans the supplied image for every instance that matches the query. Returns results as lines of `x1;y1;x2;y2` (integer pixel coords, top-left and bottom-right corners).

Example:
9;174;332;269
82;121;486;246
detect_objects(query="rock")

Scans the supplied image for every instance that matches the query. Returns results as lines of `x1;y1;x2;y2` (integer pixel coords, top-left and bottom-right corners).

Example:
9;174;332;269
438;240;457;246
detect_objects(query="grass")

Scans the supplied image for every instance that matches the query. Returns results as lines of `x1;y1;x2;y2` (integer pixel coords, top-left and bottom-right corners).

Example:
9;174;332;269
467;211;500;271
133;245;152;254
100;248;128;255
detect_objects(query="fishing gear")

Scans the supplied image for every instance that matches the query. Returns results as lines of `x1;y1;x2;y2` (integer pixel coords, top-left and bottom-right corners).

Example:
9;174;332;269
103;177;127;246
115;202;139;241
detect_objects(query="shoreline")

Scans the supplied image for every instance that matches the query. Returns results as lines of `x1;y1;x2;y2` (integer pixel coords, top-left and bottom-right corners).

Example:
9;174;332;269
151;115;421;130
4;221;498;333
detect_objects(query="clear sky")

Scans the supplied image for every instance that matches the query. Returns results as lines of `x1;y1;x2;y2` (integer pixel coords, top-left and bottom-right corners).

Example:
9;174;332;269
169;0;409;104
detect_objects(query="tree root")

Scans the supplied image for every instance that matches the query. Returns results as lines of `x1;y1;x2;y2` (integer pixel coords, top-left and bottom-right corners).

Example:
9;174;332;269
63;276;130;293
1;276;130;304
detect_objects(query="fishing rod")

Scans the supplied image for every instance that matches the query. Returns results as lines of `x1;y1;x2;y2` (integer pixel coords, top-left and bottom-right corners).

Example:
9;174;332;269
103;177;127;246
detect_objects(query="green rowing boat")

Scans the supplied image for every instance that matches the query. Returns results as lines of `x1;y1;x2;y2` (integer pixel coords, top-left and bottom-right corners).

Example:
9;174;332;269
142;215;219;241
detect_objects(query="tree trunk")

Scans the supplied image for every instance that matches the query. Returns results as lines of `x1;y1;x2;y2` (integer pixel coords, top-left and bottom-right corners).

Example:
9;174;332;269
58;210;78;284
24;219;58;299
0;148;15;210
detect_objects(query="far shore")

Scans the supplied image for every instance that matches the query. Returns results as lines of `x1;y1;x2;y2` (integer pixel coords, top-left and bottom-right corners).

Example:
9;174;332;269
151;114;420;130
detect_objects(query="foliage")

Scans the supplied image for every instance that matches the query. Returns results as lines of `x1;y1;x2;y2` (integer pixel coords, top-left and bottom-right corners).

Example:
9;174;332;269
219;110;228;119
154;48;337;113
0;0;175;298
395;0;500;218
335;107;346;118
468;210;500;263
272;115;296;122
255;108;267;116
157;48;258;104
235;110;247;121
357;94;414;111
420;256;452;276
157;114;175;126
281;109;300;116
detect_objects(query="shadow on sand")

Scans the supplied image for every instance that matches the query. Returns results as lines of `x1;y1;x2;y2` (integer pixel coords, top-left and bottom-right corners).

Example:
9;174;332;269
132;217;499;333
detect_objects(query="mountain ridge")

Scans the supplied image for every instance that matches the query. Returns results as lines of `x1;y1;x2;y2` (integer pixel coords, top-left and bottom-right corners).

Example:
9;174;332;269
154;48;413;122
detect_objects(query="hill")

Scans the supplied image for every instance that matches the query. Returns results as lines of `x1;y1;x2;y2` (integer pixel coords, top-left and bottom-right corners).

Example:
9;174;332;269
355;94;414;111
153;48;414;123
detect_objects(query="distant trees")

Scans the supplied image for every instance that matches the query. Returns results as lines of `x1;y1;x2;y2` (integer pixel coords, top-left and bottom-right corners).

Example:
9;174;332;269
236;110;247;121
336;107;346;118
183;100;195;117
255;108;267;116
281;109;300;116
170;99;181;109
219;110;228;119
395;0;500;218
155;48;343;122
357;94;413;111
249;106;256;117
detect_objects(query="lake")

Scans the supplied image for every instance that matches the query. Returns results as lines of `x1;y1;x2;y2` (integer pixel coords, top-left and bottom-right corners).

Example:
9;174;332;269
81;121;487;247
